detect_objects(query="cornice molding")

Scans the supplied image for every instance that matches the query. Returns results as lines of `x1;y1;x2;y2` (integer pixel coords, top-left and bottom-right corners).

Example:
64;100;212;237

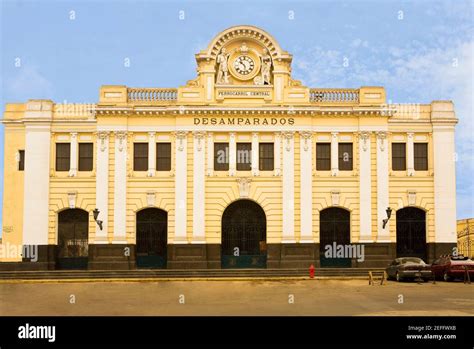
94;105;394;117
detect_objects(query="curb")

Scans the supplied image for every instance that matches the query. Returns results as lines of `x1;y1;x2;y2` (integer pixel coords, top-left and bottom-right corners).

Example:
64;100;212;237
0;276;370;283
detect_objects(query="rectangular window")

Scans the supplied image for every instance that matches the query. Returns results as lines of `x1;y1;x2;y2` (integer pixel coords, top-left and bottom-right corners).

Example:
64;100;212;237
214;143;229;171
237;143;252;171
78;143;93;171
157;143;171;171
392;143;406;171
259;143;274;171
316;143;331;170
414;143;428;171
56;143;71;172
133;143;148;171
338;143;353;170
18;150;25;171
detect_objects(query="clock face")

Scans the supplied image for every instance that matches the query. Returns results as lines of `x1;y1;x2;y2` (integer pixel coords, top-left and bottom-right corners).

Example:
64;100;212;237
233;56;255;75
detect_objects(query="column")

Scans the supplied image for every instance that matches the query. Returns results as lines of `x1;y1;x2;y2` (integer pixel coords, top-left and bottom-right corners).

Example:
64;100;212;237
274;132;281;176
407;132;415;176
376;131;390;241
174;131;188;243
299;131;313;242
113;131;127;243
206;132;214;176
359;131;372;241
274;75;283;102
23;124;51;246
69;132;78;177
251;132;259;176
205;74;214;101
192;131;206;243
147;132;156;177
331;132;339;176
95;131;109;242
282;131;295;242
433;125;457;243
229;132;236;176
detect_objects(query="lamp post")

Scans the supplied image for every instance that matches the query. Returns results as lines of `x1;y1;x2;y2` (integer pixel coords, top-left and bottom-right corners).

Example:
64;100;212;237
92;208;103;231
382;207;392;229
467;220;471;259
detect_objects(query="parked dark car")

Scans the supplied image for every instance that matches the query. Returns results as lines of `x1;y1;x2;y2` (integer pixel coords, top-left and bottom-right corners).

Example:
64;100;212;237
431;255;474;281
386;257;432;282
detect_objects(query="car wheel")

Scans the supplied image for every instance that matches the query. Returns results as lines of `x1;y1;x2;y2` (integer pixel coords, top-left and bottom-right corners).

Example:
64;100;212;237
443;271;451;282
396;272;403;282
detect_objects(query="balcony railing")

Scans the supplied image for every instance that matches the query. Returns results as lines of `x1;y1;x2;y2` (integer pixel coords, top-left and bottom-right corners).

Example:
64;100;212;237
310;88;359;104
127;87;359;104
128;88;177;103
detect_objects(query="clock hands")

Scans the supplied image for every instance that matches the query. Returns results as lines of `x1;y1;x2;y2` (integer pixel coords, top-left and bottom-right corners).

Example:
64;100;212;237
234;56;254;75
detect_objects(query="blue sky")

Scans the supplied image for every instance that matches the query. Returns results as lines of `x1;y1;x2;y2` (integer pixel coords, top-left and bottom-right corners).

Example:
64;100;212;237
1;0;473;234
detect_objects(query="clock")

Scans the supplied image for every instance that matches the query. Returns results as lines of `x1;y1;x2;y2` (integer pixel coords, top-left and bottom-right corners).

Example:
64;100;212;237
233;56;255;75
227;50;260;81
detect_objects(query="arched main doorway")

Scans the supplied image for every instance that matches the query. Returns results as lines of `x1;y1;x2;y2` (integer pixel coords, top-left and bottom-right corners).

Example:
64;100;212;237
221;200;267;268
57;208;89;270
319;207;351;267
396;207;427;260
136;208;168;268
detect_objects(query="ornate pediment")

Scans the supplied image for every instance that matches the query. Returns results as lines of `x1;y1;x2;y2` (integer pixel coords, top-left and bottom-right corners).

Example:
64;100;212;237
196;25;291;62
194;25;293;88
214;38;273;86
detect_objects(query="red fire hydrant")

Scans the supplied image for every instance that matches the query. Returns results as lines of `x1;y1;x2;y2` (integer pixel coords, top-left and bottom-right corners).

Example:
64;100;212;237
309;264;315;279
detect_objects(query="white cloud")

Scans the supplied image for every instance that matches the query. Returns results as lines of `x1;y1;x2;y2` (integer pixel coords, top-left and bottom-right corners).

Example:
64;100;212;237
6;65;53;100
344;24;357;30
350;38;368;48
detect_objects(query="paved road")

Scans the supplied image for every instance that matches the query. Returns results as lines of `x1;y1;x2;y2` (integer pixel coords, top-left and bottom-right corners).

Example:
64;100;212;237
0;279;472;316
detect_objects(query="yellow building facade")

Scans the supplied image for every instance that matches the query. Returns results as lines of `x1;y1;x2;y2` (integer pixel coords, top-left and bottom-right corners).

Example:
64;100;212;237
1;26;458;270
457;218;473;259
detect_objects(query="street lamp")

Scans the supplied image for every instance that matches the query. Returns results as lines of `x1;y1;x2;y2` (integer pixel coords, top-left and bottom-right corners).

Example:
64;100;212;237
382;207;392;229
93;208;103;231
